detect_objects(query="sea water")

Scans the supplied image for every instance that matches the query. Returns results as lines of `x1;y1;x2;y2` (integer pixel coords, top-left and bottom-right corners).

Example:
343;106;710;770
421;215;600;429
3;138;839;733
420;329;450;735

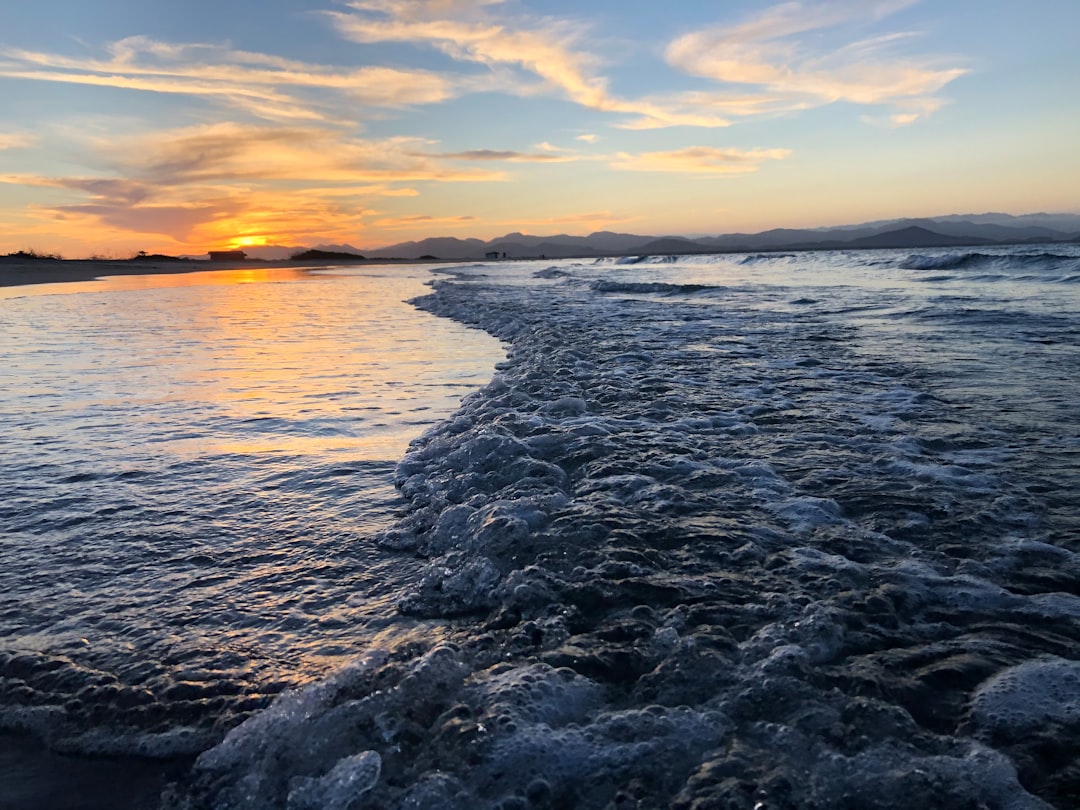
0;265;505;806
3;248;1080;808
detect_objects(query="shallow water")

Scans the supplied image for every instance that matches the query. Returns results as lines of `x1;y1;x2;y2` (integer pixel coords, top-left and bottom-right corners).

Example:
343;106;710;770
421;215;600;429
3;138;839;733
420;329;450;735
0;265;504;762
4;248;1080;808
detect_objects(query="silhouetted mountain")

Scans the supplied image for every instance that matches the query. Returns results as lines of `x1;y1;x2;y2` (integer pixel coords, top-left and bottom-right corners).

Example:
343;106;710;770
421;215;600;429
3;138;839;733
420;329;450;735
356;213;1079;260
128;253;188;262
929;212;1080;231
227;245;303;261
291;249;366;261
365;237;487;260
636;237;716;254
841;226;996;249
312;243;366;255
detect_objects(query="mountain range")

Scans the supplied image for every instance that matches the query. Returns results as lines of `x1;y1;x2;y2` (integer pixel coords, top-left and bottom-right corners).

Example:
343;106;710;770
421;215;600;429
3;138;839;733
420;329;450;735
222;213;1080;261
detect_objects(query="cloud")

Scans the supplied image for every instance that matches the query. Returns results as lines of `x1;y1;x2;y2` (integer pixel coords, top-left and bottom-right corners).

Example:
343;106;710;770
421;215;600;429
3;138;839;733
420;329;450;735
90;122;504;185
50;203;227;241
611;146;791;175
373;212;477;229
0;133;36;150
330;2;732;129
575;133;600;144
534;141;573;152
0;36;475;124
0;120;509;248
503;210;629;228
419;148;575;162
666;0;966;124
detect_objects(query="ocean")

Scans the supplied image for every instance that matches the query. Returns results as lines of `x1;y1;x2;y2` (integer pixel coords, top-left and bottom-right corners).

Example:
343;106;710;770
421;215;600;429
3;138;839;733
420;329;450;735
1;247;1078;808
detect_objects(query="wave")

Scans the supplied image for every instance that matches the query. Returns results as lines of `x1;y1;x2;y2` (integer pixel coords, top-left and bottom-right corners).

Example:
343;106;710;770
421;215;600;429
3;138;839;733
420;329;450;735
169;268;1080;810
533;266;571;279
590;280;725;295
900;251;1080;273
612;255;682;265
608;254;742;267
738;253;796;264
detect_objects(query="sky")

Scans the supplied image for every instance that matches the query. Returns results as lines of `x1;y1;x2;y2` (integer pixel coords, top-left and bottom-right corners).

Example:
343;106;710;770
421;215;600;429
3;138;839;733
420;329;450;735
0;0;1077;257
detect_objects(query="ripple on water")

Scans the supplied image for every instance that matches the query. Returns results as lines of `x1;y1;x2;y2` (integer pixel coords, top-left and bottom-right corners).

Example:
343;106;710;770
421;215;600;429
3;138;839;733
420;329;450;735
0;266;504;752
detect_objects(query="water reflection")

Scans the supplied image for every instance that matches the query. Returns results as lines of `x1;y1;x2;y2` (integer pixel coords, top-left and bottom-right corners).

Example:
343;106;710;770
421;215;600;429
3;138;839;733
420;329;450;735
0;263;504;721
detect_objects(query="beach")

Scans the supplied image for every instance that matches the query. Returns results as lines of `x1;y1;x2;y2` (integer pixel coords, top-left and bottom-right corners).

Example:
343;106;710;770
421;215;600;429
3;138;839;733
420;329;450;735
0;259;216;287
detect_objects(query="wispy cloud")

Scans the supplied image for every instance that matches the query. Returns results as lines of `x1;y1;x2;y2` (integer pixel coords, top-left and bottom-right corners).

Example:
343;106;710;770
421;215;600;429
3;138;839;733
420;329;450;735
0;133;36;150
373;212;477;229
91;122;504;185
329;1;731;129
502;210;629;228
666;0;966;124
611;146;791;175
418;148;576;162
0;36;479;124
0;120;508;247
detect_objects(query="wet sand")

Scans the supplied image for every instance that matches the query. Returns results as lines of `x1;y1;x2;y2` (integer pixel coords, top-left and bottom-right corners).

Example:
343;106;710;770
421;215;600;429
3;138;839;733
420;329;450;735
0;257;411;288
0;260;232;288
0;732;190;810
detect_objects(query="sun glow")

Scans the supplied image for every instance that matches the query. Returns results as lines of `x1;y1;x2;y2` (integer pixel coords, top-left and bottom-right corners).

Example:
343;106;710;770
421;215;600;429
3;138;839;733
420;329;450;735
230;235;270;248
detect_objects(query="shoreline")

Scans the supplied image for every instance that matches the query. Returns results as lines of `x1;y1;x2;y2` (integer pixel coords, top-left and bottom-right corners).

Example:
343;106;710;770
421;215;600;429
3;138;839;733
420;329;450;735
0;257;421;289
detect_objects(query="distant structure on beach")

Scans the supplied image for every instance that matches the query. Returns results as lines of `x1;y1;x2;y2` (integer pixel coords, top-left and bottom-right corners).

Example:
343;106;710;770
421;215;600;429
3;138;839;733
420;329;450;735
485;251;500;260
208;250;247;262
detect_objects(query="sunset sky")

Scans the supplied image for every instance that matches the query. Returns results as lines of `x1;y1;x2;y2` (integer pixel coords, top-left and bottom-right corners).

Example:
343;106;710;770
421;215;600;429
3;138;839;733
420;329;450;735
1;0;1077;257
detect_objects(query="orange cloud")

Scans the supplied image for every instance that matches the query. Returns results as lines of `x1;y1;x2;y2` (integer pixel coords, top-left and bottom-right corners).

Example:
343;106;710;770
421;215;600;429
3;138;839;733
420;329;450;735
373;213;478;229
611;146;791;175
93;122;505;185
500;210;630;228
0;118;512;253
418;148;577;162
0;133;36;150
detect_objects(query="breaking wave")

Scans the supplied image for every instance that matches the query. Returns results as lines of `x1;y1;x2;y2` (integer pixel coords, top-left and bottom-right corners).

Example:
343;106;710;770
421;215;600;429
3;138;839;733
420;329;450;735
589;279;726;295
169;259;1080;809
901;251;1080;277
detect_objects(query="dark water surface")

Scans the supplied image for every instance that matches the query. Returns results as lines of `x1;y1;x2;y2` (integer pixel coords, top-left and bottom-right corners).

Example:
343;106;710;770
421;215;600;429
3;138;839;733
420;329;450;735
0;265;504;806
3;248;1080;808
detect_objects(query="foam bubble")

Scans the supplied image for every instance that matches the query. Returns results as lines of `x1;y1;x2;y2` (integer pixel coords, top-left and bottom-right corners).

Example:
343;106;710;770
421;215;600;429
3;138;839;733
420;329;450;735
971;658;1080;738
286;750;381;810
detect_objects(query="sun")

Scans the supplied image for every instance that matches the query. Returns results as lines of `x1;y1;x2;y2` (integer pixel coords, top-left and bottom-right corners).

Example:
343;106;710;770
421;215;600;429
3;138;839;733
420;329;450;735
231;235;270;248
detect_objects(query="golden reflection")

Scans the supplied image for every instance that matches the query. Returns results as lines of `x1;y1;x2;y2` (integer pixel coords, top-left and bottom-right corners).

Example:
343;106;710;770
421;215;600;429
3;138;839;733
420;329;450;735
168;268;499;462
0;266;319;299
2;264;503;462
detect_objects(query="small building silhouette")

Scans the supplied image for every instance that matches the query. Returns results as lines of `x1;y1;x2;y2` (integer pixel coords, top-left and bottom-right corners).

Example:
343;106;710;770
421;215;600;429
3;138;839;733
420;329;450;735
485;251;500;260
209;250;247;262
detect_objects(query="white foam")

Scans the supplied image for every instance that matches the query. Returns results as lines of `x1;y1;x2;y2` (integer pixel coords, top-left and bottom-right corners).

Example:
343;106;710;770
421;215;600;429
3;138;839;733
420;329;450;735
971;657;1080;736
287;750;381;810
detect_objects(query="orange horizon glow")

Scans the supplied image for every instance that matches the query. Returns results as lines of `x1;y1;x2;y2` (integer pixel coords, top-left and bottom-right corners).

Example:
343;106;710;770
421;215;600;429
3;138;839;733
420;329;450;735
1;2;1078;259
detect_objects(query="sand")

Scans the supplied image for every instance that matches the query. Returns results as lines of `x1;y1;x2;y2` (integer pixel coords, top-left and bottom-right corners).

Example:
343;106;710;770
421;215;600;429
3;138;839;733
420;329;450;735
0;256;426;288
0;259;222;288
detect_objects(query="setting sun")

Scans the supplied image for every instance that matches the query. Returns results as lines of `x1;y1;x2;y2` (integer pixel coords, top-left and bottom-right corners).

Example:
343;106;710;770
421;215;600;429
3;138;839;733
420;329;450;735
230;235;270;249
0;0;1076;260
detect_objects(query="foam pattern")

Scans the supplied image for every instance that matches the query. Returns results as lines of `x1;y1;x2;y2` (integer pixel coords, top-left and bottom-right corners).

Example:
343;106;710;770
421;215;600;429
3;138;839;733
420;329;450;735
169;257;1080;809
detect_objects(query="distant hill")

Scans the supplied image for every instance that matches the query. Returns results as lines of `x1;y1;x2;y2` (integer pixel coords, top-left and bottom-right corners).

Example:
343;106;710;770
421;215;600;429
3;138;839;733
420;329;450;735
128;253;189;262
636;237;717;254
198;213;1077;263
291;249;366;261
841;226;996;249
355;213;1077;260
365;236;487;260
